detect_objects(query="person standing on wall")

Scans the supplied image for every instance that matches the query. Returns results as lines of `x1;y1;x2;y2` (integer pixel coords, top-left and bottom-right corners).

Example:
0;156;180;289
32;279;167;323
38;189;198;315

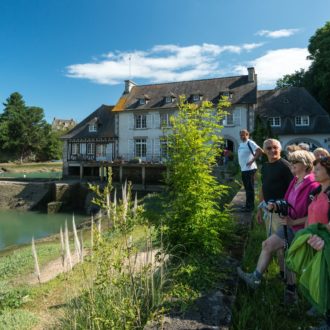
238;129;264;212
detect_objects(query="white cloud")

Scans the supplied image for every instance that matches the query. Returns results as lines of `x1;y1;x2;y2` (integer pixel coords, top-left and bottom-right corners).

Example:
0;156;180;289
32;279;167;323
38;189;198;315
234;48;311;87
66;43;263;85
256;28;300;38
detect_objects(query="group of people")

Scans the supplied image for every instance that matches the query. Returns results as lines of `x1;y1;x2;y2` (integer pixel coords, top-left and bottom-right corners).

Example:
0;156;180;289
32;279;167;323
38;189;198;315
237;129;330;330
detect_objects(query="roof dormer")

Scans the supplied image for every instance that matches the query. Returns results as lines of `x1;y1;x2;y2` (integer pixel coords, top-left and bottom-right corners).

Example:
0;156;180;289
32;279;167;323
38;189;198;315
219;91;233;100
164;92;176;104
88;117;98;132
138;94;150;105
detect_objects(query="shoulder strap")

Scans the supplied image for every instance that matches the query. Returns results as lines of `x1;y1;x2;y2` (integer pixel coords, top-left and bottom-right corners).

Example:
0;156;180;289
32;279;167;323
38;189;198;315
247;141;255;156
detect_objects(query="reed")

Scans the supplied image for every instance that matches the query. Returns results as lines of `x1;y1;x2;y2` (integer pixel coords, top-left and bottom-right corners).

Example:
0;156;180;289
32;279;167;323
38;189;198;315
64;221;73;271
72;214;82;262
60;226;65;268
31;237;41;284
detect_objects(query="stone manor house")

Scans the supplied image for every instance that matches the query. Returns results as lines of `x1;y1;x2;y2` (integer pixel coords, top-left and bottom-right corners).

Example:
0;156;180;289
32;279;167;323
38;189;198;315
62;67;330;180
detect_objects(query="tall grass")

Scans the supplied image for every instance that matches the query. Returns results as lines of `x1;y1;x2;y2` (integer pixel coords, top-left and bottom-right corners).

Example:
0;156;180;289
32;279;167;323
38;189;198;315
59;173;168;329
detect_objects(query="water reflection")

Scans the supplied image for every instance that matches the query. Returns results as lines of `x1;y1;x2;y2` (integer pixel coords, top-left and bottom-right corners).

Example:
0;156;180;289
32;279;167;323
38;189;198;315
0;210;86;250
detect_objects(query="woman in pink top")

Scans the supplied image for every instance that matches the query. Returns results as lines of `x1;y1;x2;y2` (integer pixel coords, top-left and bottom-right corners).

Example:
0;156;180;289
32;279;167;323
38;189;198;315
237;150;318;303
307;156;330;226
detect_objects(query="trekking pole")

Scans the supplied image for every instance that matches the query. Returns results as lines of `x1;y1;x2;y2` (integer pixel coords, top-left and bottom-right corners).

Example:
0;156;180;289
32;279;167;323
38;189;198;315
268;211;273;237
283;224;289;281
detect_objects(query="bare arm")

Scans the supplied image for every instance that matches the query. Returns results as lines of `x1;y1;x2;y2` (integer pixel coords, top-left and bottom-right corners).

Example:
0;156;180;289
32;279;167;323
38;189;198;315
247;147;264;166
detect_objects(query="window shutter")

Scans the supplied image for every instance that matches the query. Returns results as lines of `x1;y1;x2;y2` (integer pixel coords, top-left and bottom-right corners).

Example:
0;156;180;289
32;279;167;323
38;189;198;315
233;108;241;125
129;113;134;129
128;140;134;159
147;139;152;160
80;143;86;154
154;113;161;128
147;114;152;128
154;138;160;157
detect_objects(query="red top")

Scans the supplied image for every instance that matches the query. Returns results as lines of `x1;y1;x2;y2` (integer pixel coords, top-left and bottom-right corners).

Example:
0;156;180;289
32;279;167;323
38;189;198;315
308;192;329;225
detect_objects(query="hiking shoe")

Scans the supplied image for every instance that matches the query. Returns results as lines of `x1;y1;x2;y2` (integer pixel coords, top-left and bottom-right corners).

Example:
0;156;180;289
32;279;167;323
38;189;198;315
237;267;261;289
307;306;319;317
283;289;298;305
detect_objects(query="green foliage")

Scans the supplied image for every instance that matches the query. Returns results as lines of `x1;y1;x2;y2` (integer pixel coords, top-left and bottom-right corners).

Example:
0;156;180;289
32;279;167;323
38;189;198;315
252;114;275;149
164;96;232;255
275;21;330;114
0;287;30;311
0;309;38;330
0;92;61;162
276;69;306;89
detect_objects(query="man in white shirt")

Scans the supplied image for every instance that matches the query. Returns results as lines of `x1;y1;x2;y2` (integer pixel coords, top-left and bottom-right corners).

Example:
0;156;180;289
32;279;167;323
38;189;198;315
238;129;263;212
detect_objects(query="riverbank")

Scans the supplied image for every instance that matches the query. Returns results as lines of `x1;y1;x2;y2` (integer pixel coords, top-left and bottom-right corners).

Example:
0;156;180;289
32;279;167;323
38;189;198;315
0;162;62;174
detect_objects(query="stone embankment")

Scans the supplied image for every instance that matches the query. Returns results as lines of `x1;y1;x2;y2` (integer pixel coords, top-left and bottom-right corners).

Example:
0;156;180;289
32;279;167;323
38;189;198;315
0;181;51;210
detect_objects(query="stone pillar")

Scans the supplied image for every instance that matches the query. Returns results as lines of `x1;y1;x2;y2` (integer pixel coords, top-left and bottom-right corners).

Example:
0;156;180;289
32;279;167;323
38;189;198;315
80;163;83;180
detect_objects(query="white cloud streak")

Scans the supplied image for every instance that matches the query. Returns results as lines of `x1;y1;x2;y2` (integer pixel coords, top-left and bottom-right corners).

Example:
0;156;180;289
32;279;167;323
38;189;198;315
256;28;300;38
66;43;263;85
234;48;311;87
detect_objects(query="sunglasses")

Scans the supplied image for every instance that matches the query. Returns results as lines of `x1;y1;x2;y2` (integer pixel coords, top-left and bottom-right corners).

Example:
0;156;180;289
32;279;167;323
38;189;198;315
290;160;301;164
266;146;279;151
320;156;330;165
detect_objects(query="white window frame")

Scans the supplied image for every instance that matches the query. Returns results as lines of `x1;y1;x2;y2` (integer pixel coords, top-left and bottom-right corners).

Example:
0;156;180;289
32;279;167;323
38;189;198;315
134;114;147;129
192;95;200;102
268;117;281;127
160;113;172;128
89;124;97;132
160;137;168;159
96;144;106;157
295;116;310;126
139;98;146;105
72;143;79;155
165;96;172;104
87;143;95;155
134;138;147;158
223;111;233;126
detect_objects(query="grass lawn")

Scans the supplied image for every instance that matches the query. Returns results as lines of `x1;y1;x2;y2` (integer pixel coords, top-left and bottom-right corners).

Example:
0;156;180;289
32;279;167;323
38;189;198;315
0;162;62;173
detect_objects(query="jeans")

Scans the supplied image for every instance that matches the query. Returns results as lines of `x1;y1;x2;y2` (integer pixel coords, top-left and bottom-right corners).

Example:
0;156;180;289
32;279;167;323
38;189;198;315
241;169;256;210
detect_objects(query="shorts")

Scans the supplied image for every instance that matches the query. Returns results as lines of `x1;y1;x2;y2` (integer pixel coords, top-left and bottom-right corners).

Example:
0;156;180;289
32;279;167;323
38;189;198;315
275;226;295;245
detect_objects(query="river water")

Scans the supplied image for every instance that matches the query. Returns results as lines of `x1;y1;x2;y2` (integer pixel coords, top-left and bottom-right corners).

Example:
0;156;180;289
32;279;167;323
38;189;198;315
0;210;86;250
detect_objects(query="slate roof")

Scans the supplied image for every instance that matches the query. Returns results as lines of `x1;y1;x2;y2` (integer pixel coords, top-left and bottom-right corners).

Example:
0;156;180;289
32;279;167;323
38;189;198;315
113;74;257;112
61;105;117;140
256;87;330;135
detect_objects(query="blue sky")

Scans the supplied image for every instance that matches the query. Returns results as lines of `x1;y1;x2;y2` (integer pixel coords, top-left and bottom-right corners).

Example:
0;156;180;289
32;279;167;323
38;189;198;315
1;0;329;123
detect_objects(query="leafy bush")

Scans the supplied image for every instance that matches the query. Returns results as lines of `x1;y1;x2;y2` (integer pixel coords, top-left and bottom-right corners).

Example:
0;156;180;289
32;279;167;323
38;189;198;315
164;97;232;255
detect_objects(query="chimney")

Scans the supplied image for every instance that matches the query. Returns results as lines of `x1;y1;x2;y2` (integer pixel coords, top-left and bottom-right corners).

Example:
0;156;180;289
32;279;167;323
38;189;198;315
124;80;136;94
247;67;255;82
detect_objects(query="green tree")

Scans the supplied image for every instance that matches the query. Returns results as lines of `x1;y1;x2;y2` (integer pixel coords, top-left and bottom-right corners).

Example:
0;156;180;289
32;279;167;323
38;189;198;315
164;97;232;255
276;69;306;89
276;21;330;113
0;92;61;162
252;114;274;148
306;21;330;113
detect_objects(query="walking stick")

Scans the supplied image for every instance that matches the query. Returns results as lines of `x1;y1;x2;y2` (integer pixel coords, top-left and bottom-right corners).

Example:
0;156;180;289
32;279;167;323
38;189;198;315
283;224;289;281
268;211;273;237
